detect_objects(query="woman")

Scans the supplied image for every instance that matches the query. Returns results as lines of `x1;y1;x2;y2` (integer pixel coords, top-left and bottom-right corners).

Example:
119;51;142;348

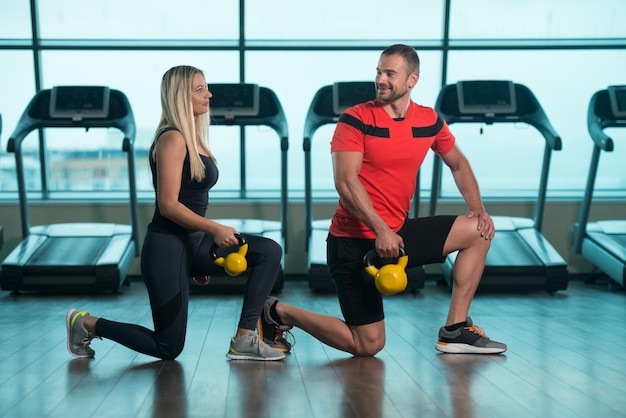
66;65;285;361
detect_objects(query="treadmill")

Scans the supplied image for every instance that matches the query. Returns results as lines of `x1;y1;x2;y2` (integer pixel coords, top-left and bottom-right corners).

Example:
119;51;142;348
0;113;3;250
431;80;569;293
572;85;626;287
189;83;288;294
0;86;140;293
304;81;425;292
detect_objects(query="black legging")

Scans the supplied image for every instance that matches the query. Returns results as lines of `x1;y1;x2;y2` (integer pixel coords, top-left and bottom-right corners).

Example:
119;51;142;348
95;230;282;360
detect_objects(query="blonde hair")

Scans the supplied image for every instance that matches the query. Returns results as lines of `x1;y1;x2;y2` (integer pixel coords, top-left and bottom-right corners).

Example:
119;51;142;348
153;65;214;182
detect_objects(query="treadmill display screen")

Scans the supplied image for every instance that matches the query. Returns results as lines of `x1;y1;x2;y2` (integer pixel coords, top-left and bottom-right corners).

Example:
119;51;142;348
608;85;626;118
332;82;376;115
209;83;260;117
457;80;517;115
49;86;110;119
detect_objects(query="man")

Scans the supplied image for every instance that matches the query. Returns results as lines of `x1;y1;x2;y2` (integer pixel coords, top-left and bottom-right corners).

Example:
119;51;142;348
260;44;506;356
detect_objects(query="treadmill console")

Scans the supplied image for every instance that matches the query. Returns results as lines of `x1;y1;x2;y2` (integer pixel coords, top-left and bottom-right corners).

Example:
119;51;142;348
209;83;260;118
49;86;110;120
457;80;517;115
332;81;376;115
608;85;626;118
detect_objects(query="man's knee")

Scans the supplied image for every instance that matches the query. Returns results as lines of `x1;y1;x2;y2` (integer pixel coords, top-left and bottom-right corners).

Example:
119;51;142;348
353;341;385;357
448;216;491;253
350;324;386;357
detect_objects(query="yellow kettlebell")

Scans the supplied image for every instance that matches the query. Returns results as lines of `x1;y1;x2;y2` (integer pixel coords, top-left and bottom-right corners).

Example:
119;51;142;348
211;234;248;276
363;247;408;296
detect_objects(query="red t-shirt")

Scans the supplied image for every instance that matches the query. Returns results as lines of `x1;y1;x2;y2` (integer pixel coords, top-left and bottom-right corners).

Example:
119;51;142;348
329;99;455;239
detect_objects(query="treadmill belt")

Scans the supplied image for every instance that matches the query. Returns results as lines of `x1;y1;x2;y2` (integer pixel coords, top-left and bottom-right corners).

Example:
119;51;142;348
485;231;542;267
612;235;626;247
29;236;109;266
587;232;626;260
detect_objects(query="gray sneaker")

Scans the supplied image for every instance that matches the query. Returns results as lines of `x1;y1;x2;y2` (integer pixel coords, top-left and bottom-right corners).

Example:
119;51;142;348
66;309;99;358
226;332;286;361
435;316;507;354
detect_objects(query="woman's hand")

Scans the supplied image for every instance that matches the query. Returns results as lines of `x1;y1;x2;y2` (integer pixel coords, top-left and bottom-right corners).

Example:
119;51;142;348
212;225;241;247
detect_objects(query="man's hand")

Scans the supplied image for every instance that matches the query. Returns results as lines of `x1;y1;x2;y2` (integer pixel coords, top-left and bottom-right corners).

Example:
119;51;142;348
467;210;495;240
375;228;405;258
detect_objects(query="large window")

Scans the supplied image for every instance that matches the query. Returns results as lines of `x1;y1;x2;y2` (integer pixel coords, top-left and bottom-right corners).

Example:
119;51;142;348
0;0;625;201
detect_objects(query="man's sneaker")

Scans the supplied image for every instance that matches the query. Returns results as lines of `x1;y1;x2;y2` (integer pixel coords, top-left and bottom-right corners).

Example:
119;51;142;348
259;296;295;352
66;309;100;358
226;332;286;361
257;317;295;352
435;317;507;354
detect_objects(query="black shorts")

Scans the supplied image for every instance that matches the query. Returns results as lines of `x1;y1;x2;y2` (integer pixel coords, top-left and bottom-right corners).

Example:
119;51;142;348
326;215;457;326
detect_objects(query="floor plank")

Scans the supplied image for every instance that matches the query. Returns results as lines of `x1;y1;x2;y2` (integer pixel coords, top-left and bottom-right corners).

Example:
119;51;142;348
1;277;625;418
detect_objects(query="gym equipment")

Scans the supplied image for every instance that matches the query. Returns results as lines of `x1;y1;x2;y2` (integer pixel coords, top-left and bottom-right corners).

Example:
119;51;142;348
303;81;425;292
363;248;409;296
0;86;139;293
0;114;3;250
432;80;569;293
189;83;288;294
571;85;626;287
210;234;248;276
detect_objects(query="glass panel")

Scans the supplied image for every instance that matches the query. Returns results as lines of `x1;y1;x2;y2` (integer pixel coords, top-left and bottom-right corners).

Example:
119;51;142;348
0;2;31;39
445;49;626;197
0;51;36;194
439;123;545;198
450;0;626;39
246;0;444;41
37;0;238;39
246;49;443;197
2;1;625;201
209;126;241;194
38;50;239;194
244;125;283;195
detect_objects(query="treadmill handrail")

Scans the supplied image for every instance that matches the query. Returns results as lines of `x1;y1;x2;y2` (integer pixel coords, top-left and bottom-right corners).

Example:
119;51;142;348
209;85;290;253
303;85;338;251
6;88;140;254
573;88;623;254
586;89;621;152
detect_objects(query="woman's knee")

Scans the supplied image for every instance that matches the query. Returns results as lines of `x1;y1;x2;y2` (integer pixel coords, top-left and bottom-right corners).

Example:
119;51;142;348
156;335;185;360
246;235;283;264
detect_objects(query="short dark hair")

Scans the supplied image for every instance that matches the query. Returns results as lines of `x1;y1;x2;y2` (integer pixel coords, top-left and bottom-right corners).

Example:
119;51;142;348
381;44;420;74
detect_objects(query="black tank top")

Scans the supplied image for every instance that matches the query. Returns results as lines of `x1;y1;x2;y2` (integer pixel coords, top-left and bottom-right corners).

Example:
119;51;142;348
147;128;219;234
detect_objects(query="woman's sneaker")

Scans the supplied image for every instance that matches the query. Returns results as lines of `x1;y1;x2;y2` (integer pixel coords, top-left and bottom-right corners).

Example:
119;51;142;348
226;332;286;361
435;317;507;354
66;309;100;358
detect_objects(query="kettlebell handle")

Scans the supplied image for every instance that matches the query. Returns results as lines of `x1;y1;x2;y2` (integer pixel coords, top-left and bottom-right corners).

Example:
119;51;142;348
363;247;407;270
210;233;247;261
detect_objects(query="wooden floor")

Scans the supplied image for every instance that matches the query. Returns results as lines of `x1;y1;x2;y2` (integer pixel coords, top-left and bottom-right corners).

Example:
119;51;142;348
1;276;626;418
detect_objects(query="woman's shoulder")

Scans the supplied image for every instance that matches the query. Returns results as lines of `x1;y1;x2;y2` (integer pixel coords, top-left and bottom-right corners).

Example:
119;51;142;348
157;127;182;140
156;128;186;146
153;128;187;159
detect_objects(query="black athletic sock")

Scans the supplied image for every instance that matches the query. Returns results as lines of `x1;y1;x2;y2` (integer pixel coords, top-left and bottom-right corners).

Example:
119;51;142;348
269;300;283;326
444;321;467;332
